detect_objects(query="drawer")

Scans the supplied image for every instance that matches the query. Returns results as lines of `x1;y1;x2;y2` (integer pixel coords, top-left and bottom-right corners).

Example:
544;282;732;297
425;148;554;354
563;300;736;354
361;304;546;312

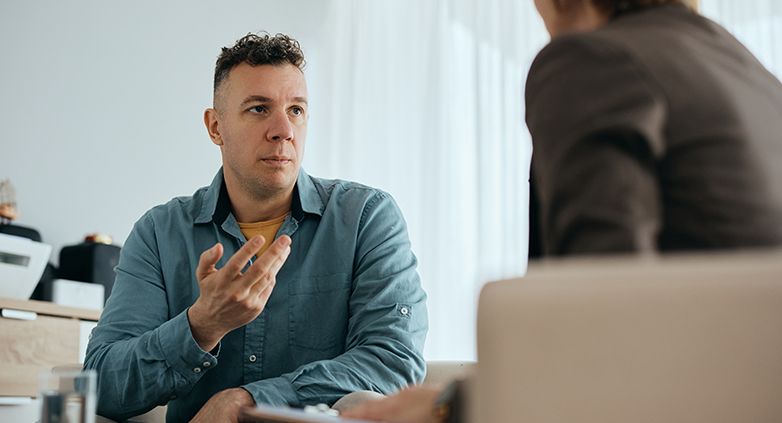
0;314;80;397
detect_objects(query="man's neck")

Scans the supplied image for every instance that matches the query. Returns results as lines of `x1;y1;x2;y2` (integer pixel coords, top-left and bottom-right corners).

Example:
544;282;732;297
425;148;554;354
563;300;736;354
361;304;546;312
227;184;294;224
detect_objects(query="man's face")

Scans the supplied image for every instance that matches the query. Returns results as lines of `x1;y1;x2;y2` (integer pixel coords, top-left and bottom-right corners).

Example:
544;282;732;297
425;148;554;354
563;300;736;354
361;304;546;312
205;63;308;202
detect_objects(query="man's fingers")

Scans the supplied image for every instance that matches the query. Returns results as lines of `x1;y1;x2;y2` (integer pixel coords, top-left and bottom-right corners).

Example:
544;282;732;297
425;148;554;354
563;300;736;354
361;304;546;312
223;235;266;275
268;246;291;276
249;271;278;299
243;236;292;283
245;246;291;297
196;243;224;281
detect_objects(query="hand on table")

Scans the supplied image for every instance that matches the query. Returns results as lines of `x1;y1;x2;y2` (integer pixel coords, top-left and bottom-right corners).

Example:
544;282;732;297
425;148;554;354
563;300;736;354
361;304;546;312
189;388;254;423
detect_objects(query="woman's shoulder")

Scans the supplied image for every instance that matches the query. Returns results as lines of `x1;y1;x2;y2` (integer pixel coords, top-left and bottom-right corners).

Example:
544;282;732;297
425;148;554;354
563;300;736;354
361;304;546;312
526;32;636;105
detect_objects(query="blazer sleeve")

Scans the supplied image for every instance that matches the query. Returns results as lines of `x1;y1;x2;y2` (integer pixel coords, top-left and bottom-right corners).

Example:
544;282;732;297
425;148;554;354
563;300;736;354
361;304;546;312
525;35;668;255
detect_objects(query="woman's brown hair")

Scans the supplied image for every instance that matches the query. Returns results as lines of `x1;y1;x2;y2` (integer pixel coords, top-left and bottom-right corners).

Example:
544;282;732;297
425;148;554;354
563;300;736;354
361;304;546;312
590;0;687;15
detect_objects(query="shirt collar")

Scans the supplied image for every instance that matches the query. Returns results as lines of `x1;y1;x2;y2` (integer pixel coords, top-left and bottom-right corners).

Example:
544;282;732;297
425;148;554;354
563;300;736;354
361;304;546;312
195;167;324;225
294;167;325;218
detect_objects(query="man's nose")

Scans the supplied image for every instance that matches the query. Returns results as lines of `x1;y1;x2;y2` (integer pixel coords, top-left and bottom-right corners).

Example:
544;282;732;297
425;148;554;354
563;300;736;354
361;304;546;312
267;111;294;142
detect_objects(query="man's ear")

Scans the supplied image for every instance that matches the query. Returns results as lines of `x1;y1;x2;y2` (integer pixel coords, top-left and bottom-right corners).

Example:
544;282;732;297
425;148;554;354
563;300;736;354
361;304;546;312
204;108;223;146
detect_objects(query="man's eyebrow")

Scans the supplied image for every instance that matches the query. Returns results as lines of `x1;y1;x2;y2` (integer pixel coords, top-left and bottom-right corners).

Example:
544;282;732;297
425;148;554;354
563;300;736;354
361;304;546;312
240;95;273;106
240;95;308;106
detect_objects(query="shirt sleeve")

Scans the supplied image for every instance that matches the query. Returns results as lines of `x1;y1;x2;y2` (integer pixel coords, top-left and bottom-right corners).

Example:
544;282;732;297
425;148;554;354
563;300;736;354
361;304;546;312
242;191;428;406
83;212;219;421
525;35;668;255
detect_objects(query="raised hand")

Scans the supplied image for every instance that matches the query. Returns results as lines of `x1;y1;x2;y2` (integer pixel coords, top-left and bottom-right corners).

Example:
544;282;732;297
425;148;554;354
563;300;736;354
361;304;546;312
188;235;292;351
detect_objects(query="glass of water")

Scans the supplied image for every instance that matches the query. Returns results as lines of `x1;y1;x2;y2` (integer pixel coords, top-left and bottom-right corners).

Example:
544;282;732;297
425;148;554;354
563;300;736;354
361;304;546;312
38;368;96;423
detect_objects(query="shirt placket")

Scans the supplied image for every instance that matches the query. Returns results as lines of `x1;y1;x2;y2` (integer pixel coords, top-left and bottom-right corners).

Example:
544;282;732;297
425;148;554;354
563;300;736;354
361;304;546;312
236;214;300;384
219;215;266;383
243;312;265;382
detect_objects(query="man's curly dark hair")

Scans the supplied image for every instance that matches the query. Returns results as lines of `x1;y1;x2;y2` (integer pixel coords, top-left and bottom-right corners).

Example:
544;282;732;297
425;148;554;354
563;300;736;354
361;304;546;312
213;32;305;96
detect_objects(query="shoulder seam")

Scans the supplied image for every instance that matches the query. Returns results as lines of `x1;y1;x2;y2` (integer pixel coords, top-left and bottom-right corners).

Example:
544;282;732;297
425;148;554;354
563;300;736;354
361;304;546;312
359;191;389;228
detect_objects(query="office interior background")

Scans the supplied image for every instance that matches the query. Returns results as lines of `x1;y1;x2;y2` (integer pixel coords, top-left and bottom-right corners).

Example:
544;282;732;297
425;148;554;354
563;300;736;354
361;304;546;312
1;0;780;360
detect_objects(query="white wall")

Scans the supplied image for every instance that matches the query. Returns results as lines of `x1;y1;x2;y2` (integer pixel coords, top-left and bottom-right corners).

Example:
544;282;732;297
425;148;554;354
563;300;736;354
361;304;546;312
0;0;328;261
1;1;540;362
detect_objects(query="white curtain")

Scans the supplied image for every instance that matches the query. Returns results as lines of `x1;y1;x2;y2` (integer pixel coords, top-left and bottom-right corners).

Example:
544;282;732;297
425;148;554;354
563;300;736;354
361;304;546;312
305;0;548;360
302;0;782;362
700;0;782;77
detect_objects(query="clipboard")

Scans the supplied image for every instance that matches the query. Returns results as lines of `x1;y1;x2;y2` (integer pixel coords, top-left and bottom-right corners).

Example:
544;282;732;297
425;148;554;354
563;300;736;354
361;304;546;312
239;404;373;423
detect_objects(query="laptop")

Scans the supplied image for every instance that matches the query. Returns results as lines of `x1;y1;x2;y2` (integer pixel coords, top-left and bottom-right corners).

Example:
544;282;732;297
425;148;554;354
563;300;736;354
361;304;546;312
0;233;51;300
472;250;782;423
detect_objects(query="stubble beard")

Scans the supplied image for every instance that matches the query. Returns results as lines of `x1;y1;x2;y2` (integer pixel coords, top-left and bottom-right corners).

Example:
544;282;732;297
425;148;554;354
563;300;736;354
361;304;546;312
235;163;296;203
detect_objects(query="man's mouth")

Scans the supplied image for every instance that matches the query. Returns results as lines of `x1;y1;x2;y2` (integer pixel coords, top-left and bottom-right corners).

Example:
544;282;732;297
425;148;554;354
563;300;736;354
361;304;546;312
260;156;292;164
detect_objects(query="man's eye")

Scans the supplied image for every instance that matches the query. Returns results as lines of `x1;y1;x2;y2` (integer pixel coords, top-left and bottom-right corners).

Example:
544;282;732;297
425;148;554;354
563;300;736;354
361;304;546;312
290;106;304;116
249;105;267;113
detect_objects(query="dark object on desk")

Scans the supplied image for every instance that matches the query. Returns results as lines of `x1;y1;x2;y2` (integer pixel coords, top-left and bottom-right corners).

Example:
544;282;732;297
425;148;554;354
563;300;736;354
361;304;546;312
0;223;42;243
29;263;58;301
58;241;120;301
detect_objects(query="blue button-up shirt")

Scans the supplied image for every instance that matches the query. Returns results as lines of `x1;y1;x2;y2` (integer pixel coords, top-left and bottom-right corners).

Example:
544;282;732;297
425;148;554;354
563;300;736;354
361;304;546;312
84;168;428;422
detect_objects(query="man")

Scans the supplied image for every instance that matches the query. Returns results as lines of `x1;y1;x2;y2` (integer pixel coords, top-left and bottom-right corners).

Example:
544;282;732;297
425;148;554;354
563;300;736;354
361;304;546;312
345;0;782;421
84;33;427;423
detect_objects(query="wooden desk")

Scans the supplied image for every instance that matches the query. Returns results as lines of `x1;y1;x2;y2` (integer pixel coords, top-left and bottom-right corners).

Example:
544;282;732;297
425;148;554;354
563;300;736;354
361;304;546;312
0;297;100;397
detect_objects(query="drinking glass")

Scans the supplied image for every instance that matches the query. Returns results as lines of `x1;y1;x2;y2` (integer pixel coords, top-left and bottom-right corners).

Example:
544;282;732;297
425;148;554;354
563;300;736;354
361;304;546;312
38;368;96;423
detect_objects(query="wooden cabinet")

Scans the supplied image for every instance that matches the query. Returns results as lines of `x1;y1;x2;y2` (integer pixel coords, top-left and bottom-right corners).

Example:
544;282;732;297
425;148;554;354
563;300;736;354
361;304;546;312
0;297;100;397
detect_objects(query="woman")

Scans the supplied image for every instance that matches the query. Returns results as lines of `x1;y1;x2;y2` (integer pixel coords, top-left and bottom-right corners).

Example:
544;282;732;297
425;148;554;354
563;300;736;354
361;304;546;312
528;0;782;255
344;0;782;421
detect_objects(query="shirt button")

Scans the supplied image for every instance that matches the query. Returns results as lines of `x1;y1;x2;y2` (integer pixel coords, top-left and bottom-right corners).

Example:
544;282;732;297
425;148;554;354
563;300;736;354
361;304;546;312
193;367;201;373
249;354;257;363
202;361;211;368
400;307;409;316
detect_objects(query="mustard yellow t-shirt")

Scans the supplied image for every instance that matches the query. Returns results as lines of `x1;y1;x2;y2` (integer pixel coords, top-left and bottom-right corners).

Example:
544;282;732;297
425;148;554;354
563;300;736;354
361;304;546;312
238;212;288;257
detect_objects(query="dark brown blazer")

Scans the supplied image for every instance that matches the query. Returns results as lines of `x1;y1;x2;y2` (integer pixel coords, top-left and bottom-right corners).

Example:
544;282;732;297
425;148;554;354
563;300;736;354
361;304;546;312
526;4;782;256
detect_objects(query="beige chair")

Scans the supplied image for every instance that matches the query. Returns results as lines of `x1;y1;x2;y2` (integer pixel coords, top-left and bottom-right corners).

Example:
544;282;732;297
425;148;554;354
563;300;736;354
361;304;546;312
473;249;782;423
